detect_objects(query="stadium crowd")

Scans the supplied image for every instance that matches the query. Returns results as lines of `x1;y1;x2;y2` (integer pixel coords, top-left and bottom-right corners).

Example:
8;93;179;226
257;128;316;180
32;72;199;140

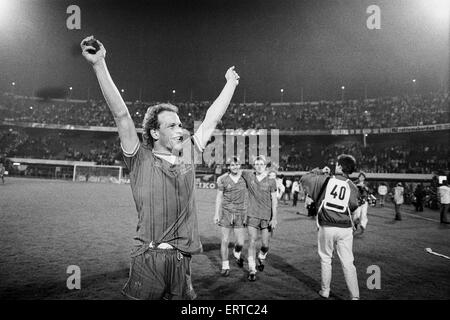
0;127;121;165
1;92;448;131
0;92;448;173
1;126;448;174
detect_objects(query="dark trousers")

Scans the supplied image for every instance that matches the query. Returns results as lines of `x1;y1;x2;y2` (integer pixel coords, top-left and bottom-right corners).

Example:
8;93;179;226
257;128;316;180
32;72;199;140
415;199;424;212
285;189;291;201
293;191;299;206
440;204;449;223
395;204;402;220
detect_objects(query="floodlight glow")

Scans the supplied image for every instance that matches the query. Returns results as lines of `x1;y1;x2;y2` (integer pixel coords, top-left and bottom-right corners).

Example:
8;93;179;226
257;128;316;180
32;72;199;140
424;0;449;22
0;0;12;21
0;0;20;30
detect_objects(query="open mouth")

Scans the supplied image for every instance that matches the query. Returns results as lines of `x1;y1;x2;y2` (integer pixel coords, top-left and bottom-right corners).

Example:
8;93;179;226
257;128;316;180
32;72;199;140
174;136;184;143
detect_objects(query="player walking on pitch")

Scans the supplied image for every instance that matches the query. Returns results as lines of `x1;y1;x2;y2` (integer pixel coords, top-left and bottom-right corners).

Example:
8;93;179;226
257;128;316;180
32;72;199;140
241;156;278;281
81;36;240;299
214;157;247;276
301;154;360;300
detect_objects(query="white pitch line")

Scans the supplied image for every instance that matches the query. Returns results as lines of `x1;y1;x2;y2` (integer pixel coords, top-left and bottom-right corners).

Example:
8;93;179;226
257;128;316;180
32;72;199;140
401;211;440;223
377;205;441;223
425;248;450;260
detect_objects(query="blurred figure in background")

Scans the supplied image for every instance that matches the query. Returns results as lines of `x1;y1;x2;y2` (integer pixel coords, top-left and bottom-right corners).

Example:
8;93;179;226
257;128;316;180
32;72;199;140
292;178;300;206
284;176;292;205
353;172;369;236
438;180;450;224
377;182;388;207
269;171;285;201
413;183;426;212
393;182;404;221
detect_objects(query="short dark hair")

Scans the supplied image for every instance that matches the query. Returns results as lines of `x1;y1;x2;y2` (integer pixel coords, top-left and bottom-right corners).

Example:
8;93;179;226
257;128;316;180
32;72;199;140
254;155;267;164
337;154;356;175
142;103;178;148
230;156;240;164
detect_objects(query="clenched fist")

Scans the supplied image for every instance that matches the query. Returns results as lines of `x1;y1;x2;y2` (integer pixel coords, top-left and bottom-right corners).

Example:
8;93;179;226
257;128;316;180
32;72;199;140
80;35;106;66
225;66;240;85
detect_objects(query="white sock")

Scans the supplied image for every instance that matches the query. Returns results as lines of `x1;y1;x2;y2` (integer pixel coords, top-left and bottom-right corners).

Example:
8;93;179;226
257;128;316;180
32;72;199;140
222;260;230;270
248;257;256;272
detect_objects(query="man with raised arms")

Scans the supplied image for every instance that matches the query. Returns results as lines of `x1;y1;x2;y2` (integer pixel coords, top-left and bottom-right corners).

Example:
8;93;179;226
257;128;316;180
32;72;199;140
81;36;240;300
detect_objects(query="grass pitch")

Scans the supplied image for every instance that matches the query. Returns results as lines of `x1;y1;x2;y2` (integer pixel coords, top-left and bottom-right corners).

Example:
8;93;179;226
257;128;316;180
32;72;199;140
0;178;449;300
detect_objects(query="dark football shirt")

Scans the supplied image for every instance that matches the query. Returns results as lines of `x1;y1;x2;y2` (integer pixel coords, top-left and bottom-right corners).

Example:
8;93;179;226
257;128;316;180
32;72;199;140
217;173;247;216
122;137;203;254
241;170;277;220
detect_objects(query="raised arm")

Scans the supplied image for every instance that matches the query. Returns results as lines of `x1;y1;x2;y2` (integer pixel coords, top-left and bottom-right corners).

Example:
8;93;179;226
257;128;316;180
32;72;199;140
195;66;240;149
80;36;139;154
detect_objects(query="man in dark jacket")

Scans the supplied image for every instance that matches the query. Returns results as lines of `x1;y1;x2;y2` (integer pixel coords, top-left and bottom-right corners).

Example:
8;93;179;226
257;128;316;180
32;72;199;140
301;154;360;300
413;183;425;212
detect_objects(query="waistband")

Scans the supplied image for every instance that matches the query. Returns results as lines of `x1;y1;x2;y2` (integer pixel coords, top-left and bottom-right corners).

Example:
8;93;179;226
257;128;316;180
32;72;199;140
131;241;178;258
150;241;174;249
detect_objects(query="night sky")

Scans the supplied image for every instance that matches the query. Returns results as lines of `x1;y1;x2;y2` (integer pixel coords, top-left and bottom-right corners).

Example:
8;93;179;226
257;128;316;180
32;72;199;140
0;0;448;102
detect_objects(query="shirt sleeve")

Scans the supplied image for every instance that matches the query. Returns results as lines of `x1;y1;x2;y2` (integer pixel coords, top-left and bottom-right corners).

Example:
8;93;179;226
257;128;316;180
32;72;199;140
300;173;324;201
240;169;253;182
217;174;226;191
121;140;142;171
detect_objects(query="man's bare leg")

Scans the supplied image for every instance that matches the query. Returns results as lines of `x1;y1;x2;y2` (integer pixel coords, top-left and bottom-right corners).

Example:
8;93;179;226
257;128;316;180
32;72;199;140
247;226;259;280
257;228;270;271
233;227;246;267
220;227;232;276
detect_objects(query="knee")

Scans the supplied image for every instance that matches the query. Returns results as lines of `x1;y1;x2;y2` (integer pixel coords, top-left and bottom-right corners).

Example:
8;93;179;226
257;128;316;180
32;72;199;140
340;258;355;270
320;256;332;265
318;251;332;264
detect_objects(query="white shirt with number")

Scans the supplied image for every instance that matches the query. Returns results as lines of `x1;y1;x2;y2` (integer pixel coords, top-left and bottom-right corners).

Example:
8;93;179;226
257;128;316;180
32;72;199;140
321;176;351;214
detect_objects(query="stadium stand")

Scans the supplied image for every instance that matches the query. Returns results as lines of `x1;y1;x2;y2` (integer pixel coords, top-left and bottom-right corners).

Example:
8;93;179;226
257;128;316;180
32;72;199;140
1;92;448;130
1;91;449;176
